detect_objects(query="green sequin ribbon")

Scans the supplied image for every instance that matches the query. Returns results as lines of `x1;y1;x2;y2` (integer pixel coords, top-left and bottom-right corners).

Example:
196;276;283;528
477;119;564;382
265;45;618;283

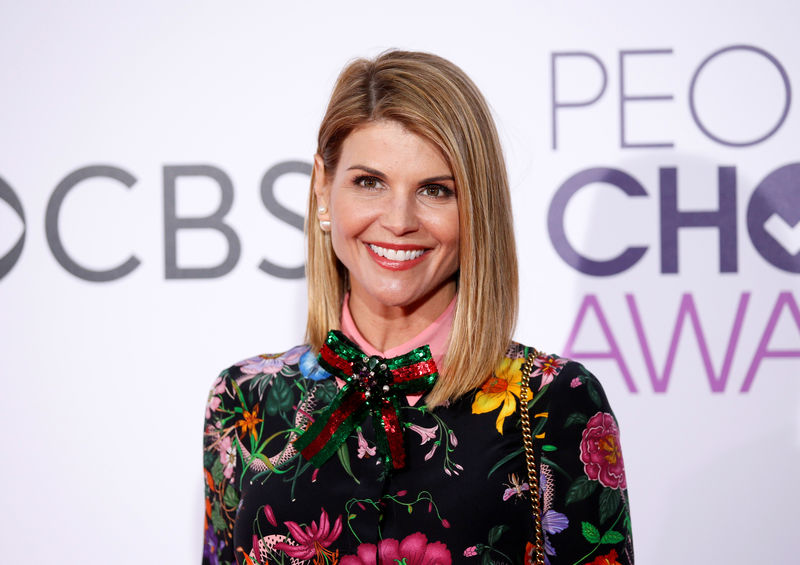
293;330;438;470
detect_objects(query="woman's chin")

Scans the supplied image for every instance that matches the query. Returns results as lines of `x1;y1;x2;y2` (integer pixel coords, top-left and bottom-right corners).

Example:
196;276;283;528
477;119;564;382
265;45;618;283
353;283;455;314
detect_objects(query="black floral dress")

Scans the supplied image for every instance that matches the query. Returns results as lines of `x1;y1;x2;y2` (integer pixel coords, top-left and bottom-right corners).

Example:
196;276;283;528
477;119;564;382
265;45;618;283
202;342;633;565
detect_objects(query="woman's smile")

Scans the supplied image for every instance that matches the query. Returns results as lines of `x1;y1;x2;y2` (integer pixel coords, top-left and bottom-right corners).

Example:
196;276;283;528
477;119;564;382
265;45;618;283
366;242;428;269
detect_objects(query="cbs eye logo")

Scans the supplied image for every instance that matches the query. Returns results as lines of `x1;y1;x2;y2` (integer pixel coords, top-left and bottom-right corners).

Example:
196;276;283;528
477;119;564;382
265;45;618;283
0;177;25;280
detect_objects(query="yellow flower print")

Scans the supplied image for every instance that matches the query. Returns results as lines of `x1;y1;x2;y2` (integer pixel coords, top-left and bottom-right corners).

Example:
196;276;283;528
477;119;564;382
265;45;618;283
471;357;527;434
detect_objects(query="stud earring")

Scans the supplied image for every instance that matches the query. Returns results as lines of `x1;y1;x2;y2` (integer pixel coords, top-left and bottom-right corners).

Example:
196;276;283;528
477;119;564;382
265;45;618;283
317;206;327;215
320;220;331;231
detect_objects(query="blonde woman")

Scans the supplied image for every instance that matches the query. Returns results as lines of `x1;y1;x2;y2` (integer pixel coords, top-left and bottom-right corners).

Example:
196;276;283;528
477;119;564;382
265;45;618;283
203;51;633;565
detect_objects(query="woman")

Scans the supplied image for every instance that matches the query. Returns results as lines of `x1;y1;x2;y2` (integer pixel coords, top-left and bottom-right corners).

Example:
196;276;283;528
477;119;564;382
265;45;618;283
203;50;633;565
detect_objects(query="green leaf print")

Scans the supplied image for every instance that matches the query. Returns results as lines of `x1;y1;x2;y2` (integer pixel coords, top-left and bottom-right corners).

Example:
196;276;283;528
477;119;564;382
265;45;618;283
314;379;338;405
222;484;239;508
211;457;224;485
565;476;598;505
586;380;603;408
336;442;361;485
487;524;509;545
581;521;601;544
599;488;621;524
487;447;523;479
600;530;625;544
564;412;588;428
210;501;227;532
266;376;294;416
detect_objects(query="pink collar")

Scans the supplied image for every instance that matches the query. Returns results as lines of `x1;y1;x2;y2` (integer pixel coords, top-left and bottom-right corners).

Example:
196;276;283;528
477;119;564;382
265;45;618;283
340;293;456;377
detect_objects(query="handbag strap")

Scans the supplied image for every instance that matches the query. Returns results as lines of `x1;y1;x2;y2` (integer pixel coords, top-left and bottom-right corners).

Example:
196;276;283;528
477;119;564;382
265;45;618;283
519;350;546;565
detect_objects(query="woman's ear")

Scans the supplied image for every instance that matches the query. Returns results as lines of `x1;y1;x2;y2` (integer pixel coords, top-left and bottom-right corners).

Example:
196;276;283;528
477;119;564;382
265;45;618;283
313;154;330;219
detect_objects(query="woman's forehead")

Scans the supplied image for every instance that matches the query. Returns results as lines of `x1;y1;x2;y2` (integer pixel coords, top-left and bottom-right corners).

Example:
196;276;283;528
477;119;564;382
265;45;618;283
336;121;453;178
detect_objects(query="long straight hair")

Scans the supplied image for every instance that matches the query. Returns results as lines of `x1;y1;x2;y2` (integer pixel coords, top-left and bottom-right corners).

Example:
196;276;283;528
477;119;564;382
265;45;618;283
306;50;518;407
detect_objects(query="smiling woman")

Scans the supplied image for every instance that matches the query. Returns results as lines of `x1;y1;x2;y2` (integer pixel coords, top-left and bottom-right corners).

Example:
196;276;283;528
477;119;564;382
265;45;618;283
315;120;461;345
202;50;633;565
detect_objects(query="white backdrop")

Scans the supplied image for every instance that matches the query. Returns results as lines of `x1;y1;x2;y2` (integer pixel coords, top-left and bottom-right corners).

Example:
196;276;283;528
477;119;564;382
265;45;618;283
1;1;799;563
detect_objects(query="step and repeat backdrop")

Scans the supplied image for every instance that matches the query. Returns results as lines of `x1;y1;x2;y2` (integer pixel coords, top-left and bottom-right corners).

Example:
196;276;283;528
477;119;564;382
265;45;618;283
1;1;798;563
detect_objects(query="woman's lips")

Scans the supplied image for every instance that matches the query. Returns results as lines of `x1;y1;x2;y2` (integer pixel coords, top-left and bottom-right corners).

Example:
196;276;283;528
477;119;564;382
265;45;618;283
365;242;429;270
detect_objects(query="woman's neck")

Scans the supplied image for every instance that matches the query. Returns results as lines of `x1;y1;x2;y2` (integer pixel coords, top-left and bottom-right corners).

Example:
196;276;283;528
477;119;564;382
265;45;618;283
346;283;456;352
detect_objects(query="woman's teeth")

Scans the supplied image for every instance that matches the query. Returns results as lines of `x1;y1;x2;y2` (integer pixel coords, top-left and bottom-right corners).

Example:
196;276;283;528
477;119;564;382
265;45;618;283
369;244;425;261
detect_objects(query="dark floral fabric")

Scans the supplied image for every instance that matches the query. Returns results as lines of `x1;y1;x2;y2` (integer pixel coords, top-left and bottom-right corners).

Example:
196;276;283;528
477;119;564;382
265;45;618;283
202;343;633;565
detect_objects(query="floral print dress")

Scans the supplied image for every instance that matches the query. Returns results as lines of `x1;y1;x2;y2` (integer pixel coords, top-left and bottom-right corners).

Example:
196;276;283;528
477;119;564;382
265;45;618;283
203;342;633;565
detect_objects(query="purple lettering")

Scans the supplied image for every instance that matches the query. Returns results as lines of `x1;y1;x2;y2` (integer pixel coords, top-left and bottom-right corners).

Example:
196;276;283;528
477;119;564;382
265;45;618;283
548;167;649;276
741;292;800;392
563;294;638;392
659;166;738;273
627;293;750;393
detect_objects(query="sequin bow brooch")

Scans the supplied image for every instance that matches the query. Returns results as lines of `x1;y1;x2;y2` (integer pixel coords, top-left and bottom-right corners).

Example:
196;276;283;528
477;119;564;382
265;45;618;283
293;330;438;470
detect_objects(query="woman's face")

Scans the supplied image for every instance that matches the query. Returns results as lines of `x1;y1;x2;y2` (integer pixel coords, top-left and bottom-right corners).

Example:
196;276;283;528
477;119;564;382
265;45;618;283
315;120;460;316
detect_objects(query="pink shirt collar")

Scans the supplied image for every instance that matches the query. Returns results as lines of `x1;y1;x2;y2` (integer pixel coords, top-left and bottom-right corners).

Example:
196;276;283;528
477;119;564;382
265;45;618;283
340;293;456;374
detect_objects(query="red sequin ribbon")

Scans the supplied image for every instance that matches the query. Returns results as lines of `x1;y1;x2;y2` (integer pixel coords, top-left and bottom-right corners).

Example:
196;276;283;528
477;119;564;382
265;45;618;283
293;330;438;470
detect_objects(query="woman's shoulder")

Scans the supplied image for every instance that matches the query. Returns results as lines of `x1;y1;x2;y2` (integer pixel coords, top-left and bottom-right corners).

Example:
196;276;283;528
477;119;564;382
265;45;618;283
501;341;612;409
502;342;624;457
206;344;333;411
217;344;331;385
204;344;337;440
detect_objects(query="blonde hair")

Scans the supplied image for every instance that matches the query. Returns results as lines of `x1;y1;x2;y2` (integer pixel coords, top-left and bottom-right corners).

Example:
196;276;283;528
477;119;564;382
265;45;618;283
306;50;518;406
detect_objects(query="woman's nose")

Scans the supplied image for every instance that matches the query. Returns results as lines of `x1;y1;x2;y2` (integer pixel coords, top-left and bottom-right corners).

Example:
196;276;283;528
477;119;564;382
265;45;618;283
380;193;420;235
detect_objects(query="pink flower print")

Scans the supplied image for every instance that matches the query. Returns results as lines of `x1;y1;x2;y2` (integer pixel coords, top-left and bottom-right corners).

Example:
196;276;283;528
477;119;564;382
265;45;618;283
464;546;478;557
448;431;458;447
274;508;343;561
205;376;226;418
424;442;439;461
340;532;452;565
205;396;221;419
409;423;438;445
580;412;627;489
263;505;277;527
570;376;582;388
531;355;568;390
218;436;236;480
356;429;376;459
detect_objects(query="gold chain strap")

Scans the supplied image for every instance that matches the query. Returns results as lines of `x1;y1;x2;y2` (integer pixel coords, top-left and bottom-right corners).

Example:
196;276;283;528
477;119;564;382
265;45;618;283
519;350;546;565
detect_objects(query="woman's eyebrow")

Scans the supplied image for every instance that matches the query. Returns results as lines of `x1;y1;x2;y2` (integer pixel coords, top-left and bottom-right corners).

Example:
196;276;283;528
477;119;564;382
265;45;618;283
419;175;455;184
346;165;454;184
346;165;385;177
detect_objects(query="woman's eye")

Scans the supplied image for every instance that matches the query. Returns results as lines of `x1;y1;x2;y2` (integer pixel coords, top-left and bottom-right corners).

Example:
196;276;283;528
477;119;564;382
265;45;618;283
354;176;382;190
421;185;453;198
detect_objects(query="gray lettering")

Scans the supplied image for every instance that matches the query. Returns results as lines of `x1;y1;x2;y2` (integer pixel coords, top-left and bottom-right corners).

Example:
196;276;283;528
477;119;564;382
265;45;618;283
163;165;241;279
45;165;140;282
258;160;311;279
551;51;608;150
